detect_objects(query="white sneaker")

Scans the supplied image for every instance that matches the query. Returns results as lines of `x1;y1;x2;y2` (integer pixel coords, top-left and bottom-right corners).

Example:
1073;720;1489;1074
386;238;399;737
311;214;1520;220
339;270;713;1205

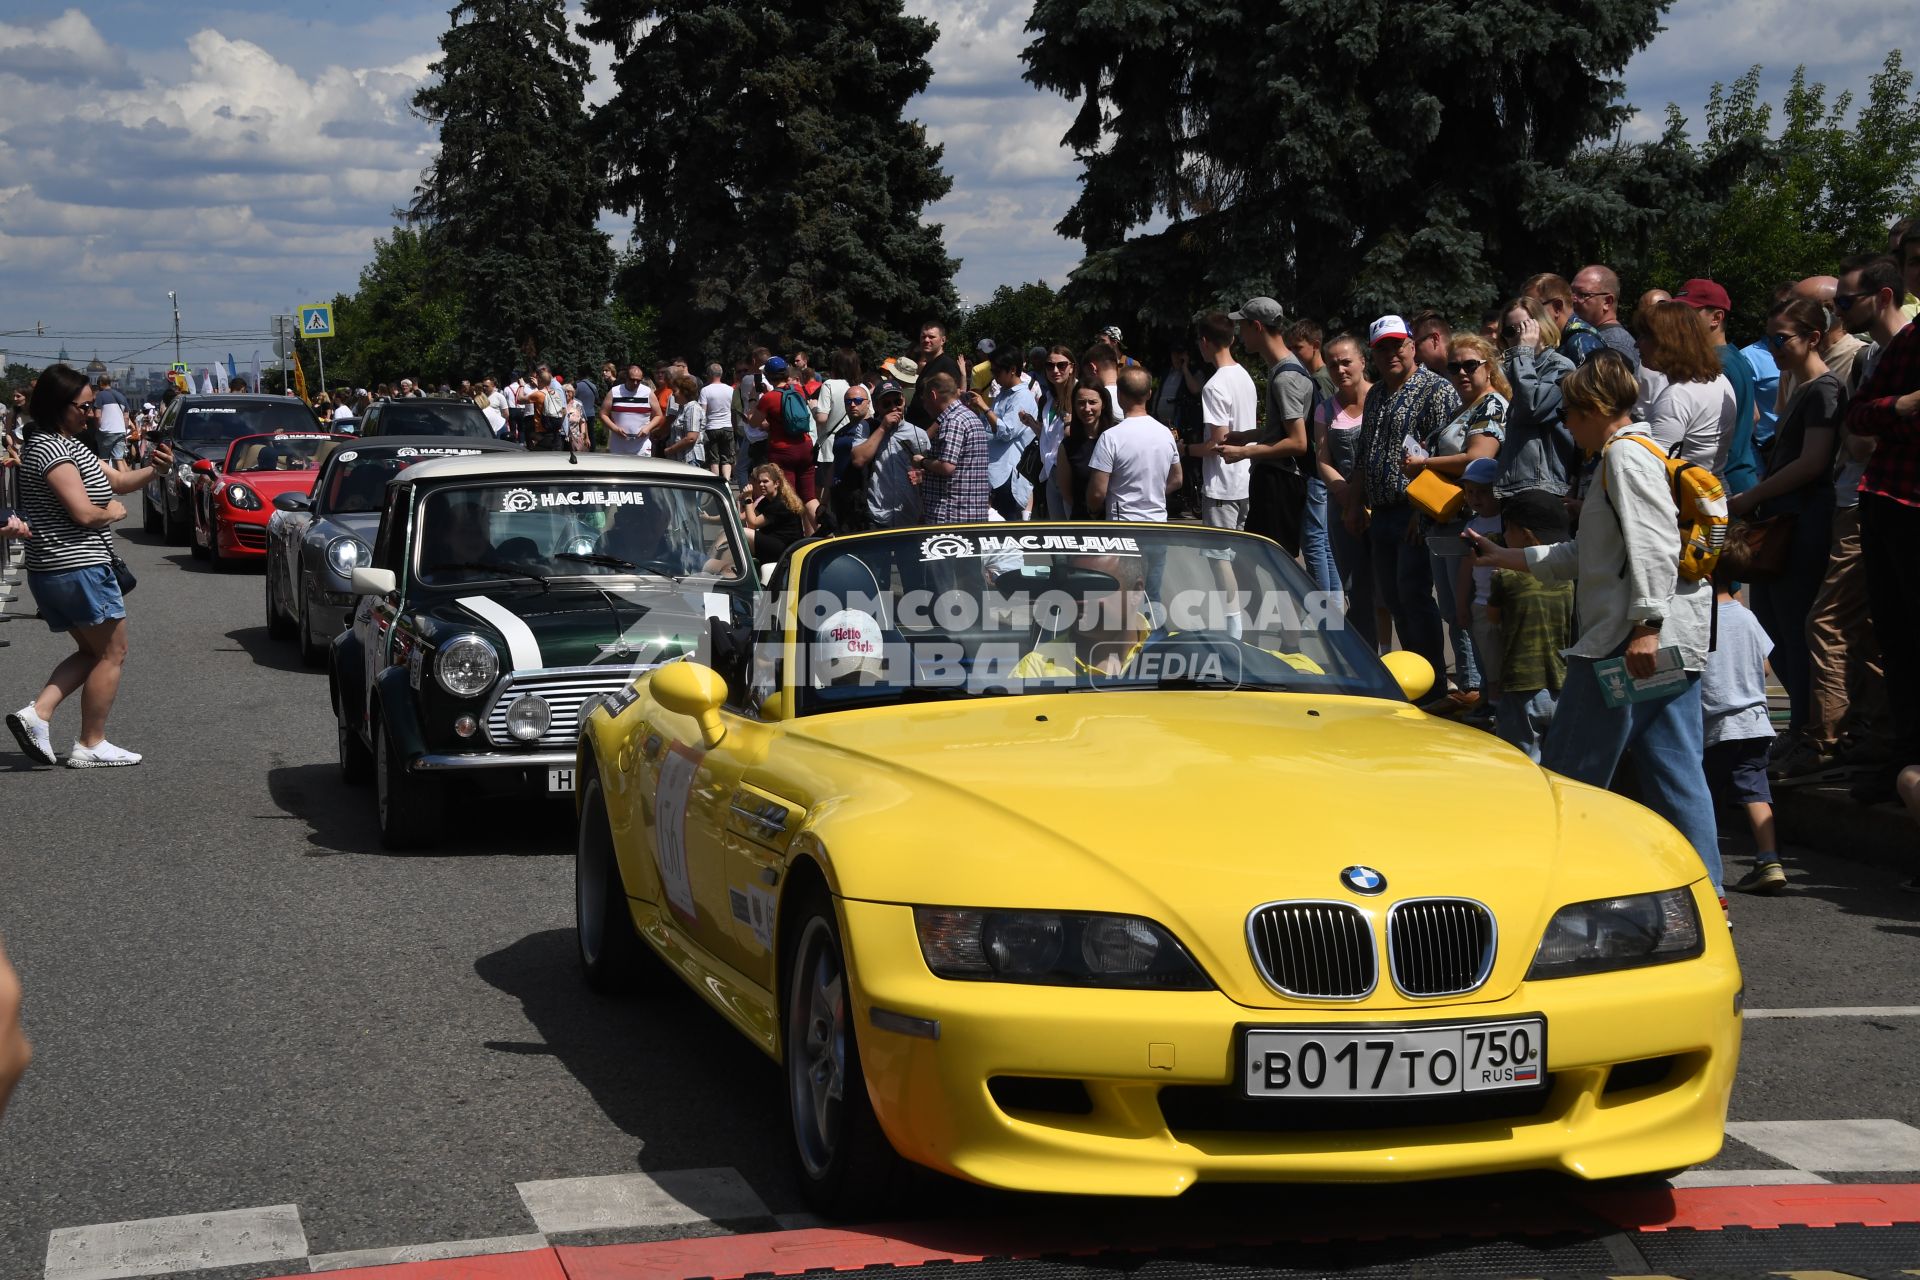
6;705;56;765
66;740;142;768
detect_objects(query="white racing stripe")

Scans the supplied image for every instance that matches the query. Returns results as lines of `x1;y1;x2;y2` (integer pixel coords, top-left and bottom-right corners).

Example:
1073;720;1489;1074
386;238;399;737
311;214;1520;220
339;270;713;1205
458;595;543;671
1745;1006;1920;1019
45;1204;307;1280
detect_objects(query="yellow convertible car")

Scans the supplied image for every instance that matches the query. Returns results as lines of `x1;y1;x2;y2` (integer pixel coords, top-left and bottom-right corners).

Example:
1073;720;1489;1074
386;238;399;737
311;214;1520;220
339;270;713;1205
573;522;1739;1215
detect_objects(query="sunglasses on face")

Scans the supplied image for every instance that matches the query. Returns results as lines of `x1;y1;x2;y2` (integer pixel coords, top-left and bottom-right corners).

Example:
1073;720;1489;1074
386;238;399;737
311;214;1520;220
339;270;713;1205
1833;292;1863;311
845;396;867;405
1446;360;1485;376
1766;331;1800;351
1046;361;1072;370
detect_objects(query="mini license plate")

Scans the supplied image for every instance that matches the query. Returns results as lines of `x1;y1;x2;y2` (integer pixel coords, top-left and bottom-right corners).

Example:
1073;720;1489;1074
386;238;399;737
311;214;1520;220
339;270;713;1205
547;767;575;794
1242;1017;1545;1099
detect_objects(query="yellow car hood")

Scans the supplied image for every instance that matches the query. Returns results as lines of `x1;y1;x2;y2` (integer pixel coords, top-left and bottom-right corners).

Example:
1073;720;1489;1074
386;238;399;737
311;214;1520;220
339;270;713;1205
784;690;1708;1011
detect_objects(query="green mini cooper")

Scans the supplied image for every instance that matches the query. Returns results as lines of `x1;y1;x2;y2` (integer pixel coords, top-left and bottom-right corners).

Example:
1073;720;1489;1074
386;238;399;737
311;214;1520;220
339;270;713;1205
330;453;755;848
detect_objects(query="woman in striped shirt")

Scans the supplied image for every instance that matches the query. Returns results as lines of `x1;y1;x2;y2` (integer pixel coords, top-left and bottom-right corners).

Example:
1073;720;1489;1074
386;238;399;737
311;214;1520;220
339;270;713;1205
6;364;172;769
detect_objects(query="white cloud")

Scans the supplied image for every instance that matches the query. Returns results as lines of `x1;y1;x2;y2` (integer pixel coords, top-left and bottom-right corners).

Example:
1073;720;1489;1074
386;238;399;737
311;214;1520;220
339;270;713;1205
0;9;126;82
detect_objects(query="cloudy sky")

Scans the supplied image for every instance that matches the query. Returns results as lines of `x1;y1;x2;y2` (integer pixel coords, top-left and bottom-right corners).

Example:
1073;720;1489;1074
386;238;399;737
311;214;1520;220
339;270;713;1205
0;0;1910;376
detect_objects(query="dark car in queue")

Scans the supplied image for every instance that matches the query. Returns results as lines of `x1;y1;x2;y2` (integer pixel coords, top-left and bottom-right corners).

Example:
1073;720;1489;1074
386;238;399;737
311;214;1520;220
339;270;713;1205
143;395;323;544
266;437;519;665
357;397;505;441
189;431;348;567
330;454;755;850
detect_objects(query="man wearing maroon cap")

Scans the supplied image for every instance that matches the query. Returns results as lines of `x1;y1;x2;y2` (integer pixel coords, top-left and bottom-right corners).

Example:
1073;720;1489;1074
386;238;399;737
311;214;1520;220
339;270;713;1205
1845;264;1920;808
1673;278;1761;494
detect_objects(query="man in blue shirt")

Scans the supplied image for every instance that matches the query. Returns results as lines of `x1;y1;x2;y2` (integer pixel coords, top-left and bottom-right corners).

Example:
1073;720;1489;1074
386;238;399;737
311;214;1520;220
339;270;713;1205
1674;278;1760;494
967;350;1040;521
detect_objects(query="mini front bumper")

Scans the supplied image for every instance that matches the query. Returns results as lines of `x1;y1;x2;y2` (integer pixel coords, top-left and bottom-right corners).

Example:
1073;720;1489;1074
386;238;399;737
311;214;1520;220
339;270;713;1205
412;750;575;772
840;885;1740;1197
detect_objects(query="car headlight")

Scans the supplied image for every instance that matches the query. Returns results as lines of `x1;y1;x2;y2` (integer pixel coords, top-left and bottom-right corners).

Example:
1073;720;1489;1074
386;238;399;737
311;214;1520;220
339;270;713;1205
504;693;551;742
434;635;499;698
913;907;1210;989
325;535;372;578
1526;888;1703;980
225;483;263;510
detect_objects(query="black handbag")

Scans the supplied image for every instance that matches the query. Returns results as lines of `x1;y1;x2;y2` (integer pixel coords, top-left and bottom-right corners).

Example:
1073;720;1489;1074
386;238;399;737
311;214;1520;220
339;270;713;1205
110;553;136;594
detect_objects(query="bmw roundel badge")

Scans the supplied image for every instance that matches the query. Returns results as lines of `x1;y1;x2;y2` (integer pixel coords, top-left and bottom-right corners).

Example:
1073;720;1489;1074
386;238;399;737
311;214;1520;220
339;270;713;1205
1340;865;1386;895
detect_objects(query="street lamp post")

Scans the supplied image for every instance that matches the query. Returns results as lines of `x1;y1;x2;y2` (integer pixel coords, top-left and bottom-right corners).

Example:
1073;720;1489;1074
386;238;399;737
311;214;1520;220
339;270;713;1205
168;291;181;366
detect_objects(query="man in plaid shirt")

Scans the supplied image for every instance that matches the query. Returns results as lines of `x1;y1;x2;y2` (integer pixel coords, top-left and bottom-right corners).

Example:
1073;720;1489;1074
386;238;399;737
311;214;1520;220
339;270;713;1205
920;372;991;525
1847;286;1920;802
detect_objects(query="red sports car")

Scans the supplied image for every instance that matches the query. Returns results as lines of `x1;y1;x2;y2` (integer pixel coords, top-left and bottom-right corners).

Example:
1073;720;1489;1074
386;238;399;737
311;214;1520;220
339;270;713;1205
191;432;348;565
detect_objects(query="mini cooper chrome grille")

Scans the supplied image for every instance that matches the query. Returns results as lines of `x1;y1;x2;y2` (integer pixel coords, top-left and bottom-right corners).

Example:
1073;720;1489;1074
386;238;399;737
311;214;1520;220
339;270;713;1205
1387;898;1496;997
484;667;641;748
1246;902;1376;999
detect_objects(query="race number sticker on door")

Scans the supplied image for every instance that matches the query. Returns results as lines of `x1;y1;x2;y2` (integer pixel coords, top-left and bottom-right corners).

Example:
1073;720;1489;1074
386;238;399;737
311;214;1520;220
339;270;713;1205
653;743;702;924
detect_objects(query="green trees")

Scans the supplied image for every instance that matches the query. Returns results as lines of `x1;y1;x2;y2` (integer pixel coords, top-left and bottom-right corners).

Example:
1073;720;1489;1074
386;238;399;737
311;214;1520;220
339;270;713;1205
409;0;616;375
321;229;463;391
1020;0;1671;329
1636;53;1920;331
579;0;958;364
955;282;1085;359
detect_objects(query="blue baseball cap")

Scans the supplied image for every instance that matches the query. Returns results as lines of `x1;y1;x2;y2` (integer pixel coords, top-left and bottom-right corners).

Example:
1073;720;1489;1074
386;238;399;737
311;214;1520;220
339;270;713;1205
1462;457;1500;486
763;356;788;373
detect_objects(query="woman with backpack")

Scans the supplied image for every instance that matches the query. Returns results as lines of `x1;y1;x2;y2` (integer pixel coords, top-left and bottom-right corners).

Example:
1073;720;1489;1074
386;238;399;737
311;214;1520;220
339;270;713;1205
758;357;819;531
1467;350;1723;903
1728;296;1845;745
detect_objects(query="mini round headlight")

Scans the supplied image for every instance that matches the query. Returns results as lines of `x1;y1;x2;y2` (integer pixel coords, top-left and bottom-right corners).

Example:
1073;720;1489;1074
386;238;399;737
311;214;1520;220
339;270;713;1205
505;693;551;742
435;635;498;698
326;535;371;578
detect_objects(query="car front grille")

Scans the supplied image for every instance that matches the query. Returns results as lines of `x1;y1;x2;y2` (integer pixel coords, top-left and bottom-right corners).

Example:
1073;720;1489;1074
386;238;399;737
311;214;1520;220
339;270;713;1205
1157;1079;1556;1136
232;524;267;548
484;667;641;749
1387;899;1496;997
1246;902;1376;999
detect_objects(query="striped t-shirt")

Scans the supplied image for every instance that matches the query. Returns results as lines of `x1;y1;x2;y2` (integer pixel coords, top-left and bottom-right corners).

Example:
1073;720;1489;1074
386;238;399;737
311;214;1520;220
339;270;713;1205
20;431;114;572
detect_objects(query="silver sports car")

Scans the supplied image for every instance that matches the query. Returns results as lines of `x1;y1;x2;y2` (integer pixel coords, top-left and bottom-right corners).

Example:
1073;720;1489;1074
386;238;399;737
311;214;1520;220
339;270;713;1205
265;436;518;664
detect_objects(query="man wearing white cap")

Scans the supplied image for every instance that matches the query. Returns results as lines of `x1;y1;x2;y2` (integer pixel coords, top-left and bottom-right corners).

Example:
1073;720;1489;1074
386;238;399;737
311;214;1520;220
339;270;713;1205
1349;314;1457;686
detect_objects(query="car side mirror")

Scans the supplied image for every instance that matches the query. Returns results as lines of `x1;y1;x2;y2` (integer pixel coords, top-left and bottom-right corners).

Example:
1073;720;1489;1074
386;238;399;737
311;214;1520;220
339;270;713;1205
1380;651;1435;703
273;492;312;513
191;459;215;474
349;567;397;597
652;661;729;747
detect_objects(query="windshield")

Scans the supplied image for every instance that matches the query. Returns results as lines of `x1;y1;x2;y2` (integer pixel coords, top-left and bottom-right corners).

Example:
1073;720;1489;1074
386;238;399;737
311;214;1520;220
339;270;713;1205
784;526;1401;712
317;446;496;515
375;403;493;437
175;403;316;442
413;479;743;586
223;433;339;474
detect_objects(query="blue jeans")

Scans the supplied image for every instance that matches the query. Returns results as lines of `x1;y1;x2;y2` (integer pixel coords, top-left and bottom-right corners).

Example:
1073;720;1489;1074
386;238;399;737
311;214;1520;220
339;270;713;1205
1364;504;1445;681
1541;650;1722;894
1429;541;1481;691
1495;687;1557;762
1302;476;1340;600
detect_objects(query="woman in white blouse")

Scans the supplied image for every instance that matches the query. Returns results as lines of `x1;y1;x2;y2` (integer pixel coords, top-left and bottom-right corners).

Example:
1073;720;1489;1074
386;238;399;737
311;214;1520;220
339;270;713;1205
1638;301;1736;475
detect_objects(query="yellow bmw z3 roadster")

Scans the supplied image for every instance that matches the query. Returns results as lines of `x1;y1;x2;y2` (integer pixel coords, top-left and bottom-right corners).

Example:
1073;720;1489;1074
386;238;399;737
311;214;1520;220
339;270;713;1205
572;522;1739;1216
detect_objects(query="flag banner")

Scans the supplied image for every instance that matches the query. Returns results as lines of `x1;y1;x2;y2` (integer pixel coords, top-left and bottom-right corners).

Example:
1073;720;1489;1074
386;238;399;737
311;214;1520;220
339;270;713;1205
292;355;308;403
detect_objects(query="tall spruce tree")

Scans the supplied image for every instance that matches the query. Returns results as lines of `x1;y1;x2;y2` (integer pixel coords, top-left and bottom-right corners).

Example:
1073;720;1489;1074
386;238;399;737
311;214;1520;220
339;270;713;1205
1021;0;1673;328
410;0;615;374
580;0;958;363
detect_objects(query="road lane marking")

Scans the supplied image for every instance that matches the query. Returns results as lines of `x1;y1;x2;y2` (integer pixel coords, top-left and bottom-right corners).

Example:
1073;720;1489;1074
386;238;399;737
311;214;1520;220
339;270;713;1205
44;1204;307;1280
306;1233;548;1272
1727;1119;1920;1171
515;1168;769;1234
1745;1006;1920;1018
1669;1168;1830;1187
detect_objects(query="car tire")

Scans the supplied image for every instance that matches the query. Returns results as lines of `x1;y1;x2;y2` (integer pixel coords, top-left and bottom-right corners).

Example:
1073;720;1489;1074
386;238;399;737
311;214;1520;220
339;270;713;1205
265;561;294;640
298;581;328;668
375;712;441;851
335;684;372;786
784;883;905;1218
162;488;187;544
575;772;651;993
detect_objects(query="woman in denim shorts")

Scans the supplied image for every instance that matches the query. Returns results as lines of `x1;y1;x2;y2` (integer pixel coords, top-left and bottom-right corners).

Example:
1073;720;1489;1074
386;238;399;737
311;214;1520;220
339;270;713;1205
5;364;172;768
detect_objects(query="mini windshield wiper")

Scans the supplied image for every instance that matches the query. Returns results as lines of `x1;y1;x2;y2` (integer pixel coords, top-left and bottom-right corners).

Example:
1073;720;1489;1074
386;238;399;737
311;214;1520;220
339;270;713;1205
556;551;637;571
421;560;550;588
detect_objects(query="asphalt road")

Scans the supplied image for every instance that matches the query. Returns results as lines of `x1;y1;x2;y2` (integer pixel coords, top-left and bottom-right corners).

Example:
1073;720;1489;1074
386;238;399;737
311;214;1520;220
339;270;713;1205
1;512;1917;1279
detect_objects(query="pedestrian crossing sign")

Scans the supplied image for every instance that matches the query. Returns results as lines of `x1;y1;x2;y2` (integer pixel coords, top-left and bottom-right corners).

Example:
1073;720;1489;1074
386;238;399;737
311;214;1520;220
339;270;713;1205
299;304;334;339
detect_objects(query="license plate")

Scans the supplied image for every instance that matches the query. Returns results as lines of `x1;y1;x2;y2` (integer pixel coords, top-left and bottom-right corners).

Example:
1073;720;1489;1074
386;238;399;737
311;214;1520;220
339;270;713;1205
547;768;575;794
1242;1017;1545;1099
